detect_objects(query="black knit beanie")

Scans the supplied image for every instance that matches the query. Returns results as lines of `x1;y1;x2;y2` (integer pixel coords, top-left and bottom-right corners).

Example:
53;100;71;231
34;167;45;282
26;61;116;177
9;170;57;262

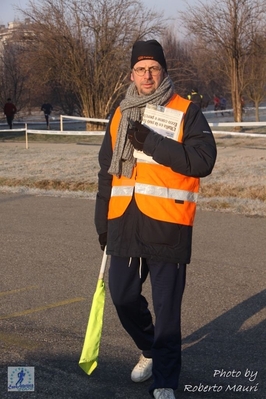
131;40;167;72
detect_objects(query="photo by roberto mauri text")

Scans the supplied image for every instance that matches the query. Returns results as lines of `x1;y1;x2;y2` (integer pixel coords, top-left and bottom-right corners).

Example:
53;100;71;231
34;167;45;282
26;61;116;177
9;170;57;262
183;368;259;393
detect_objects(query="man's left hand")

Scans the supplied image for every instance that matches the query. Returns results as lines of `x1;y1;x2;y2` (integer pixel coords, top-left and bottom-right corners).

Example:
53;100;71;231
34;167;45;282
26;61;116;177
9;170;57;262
127;121;151;151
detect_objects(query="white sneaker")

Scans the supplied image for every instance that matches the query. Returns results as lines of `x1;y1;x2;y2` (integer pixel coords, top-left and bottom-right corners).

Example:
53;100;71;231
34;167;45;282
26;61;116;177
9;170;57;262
153;388;176;399
131;354;152;382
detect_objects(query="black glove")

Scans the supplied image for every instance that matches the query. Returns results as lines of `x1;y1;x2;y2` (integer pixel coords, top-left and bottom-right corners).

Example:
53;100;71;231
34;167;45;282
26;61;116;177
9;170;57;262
127;120;151;151
98;232;107;251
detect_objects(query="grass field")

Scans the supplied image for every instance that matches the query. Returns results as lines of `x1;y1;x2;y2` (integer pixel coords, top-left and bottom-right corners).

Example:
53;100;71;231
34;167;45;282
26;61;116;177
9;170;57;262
0;133;265;217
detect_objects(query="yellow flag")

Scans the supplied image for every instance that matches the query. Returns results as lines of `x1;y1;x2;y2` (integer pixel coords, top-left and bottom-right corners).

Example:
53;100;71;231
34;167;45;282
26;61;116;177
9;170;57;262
79;249;107;375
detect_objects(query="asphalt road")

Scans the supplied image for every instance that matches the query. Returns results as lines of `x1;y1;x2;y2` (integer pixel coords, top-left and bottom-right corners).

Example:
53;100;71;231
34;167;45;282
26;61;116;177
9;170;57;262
0;193;265;399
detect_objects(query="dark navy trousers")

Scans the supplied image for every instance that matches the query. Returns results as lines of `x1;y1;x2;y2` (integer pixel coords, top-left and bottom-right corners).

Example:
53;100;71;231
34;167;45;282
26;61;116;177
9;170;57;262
108;256;186;393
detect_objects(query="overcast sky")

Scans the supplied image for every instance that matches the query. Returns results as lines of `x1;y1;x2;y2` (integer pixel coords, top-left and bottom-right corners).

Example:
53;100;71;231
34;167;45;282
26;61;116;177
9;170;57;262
0;0;195;27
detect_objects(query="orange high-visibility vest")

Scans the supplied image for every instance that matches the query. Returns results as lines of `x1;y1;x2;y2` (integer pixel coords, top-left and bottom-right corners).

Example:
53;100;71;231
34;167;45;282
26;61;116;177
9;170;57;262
108;94;200;226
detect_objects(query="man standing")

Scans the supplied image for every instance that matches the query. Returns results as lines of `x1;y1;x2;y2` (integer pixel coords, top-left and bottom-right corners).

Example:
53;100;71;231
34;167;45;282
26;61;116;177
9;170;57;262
95;40;217;399
4;98;17;129
41;102;53;129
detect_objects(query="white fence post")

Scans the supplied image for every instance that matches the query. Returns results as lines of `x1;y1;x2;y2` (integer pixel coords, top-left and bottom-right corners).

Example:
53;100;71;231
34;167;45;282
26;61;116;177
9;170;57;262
25;123;28;149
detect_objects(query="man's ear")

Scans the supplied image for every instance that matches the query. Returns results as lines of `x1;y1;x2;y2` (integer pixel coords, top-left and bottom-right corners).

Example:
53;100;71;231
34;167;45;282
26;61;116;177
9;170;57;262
130;72;134;82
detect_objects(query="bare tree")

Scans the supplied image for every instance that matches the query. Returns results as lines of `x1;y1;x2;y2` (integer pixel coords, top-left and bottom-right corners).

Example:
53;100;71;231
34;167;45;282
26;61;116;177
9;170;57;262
18;0;166;119
161;29;227;109
181;0;266;122
162;29;196;98
244;35;266;121
0;41;29;111
0;20;55;114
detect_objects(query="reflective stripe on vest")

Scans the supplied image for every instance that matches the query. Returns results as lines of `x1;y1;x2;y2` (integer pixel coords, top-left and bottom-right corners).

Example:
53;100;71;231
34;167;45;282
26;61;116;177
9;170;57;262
135;182;198;203
111;185;134;197
110;183;198;202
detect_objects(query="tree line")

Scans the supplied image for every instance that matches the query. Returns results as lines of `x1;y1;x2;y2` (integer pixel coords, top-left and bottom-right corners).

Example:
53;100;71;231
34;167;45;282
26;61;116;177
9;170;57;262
1;0;266;122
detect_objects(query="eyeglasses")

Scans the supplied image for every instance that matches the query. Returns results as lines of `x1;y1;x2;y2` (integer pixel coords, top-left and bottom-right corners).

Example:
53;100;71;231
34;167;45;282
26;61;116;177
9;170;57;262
133;66;162;76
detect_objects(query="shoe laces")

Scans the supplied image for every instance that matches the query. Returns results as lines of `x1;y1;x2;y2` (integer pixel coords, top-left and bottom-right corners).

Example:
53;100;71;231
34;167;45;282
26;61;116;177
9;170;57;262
137;355;151;369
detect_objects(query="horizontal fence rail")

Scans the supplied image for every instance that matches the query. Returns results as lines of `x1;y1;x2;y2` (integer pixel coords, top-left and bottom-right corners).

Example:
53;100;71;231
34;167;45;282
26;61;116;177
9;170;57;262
211;131;264;137
203;105;266;115
1;115;266;149
60;114;109;128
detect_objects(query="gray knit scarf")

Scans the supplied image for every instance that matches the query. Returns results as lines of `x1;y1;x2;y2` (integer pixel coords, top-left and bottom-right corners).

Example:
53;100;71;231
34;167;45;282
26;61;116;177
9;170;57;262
108;75;174;178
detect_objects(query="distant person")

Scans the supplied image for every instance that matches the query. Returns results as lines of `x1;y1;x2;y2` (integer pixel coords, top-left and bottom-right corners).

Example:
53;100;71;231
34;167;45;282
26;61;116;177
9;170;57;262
220;96;227;116
213;95;220;113
187;88;203;108
3;98;17;129
41;102;53;129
